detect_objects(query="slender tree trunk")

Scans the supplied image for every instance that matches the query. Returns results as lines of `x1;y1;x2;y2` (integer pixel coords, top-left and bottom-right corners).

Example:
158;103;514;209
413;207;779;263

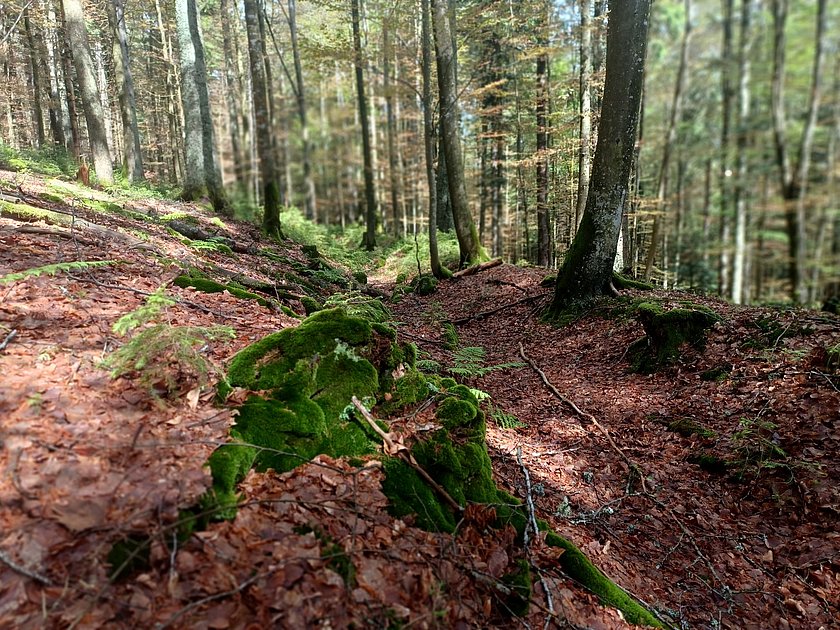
718;0;734;298
220;0;247;195
288;0;316;221
44;3;68;149
244;0;283;237
432;0;482;266
549;0;651;311
352;0;377;250
771;0;827;304
23;11;46;147
731;0;756;303
643;0;691;283
535;1;551;266
61;0;113;183
175;0;205;199
576;0;592;231
108;0;144;182
383;15;402;235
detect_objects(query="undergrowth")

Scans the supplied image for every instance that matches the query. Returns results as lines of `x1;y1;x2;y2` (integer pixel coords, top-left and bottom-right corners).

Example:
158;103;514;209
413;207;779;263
0;260;118;284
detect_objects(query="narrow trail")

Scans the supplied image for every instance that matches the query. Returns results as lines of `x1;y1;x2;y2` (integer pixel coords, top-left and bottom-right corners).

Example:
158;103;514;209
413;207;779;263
389;264;840;629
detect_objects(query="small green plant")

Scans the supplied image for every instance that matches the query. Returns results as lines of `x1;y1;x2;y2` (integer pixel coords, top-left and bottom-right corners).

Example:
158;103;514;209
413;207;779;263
489;404;524;429
442;323;459;350
447;346;524;378
0;260;117;285
731;417;788;478
104;288;234;398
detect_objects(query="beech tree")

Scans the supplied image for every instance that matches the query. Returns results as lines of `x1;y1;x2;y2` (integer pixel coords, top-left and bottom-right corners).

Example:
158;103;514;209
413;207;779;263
548;0;651;312
61;0;113;184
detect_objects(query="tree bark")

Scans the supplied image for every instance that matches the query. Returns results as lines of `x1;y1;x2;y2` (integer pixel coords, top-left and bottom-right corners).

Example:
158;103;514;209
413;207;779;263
107;0;144;183
549;0;651;311
244;0;283;238
575;0;592;233
432;0;483;266
175;0;205;199
351;0;377;250
535;2;551;266
61;0;113;184
288;0;316;221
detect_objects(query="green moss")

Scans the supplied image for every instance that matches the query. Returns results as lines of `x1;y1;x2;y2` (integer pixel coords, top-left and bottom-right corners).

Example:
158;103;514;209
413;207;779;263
500;559;532;616
372;322;397;340
630;302;721;373
687;452;731;474
700;366;731;382
827;344;840;372
352;271;368;285
387;370;429;409
173;270;271;307
300;296;322;315
442;322;459;350
540;274;556;288
226;308;372;390
436;397;478;429
107;536;151;580
381;457;457;532
662;418;716;439
612;273;654;290
545;532;662;627
413;274;438;296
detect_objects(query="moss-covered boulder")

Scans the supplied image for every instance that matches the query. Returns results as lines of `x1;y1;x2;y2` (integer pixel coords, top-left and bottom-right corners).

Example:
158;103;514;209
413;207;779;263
174;269;271;307
629;301;721;373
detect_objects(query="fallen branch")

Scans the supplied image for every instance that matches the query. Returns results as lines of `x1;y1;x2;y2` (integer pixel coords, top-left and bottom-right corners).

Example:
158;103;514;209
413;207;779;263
0;548;51;586
519;342;647;493
452;257;502;278
10;225;98;246
155;573;259;629
351;396;462;513
0;328;17;352
516;447;556;628
448;293;548;325
168;220;253;254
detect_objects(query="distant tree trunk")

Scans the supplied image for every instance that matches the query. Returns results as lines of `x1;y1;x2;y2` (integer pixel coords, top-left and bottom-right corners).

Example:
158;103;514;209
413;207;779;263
548;0;651;312
61;0;113;184
432;0;483;266
175;0;205;199
383;15;403;235
288;0;316;221
770;0;827;304
718;0;734;298
107;0;144;183
535;1;551;266
57;4;80;158
731;0;756;304
643;0;691;283
23;11;46;147
352;0;377;250
220;0;247;194
244;0;283;238
576;0;592;232
421;0;445;278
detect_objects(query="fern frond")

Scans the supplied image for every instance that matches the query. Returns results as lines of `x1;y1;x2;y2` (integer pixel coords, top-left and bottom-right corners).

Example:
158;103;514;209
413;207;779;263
0;260;117;284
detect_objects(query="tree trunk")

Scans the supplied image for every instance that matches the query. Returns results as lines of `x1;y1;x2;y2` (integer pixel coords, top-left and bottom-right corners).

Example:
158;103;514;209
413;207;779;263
383;15;403;235
351;0;377;250
61;0;113;183
432;0;482;266
288;0;316;221
107;0;144;183
175;0;205;199
220;0;247;195
548;0;651;312
535;1;551;266
576;0;592;233
23;11;46;147
244;0;283;238
718;0;734;298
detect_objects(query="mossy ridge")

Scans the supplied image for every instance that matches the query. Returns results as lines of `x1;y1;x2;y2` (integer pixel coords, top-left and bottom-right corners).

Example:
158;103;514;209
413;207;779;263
629;301;721;373
173;269;272;307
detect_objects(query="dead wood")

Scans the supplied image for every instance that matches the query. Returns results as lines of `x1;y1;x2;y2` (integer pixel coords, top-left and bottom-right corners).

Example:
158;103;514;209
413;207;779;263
448;293;547;325
168;220;254;254
452;257;502;278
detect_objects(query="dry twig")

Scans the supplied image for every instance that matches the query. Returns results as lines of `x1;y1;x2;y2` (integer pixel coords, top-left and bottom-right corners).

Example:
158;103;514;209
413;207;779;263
0;548;51;586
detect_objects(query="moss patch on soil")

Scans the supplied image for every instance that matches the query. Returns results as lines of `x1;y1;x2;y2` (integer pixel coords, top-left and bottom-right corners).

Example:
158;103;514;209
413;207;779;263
174;269;272;307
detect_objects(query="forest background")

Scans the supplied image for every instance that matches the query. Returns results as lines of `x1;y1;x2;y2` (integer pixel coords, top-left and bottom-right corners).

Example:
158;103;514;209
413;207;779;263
1;0;838;305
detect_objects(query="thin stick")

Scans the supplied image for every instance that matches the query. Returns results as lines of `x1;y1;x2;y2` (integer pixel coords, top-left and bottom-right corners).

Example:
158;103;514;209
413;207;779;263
0;328;17;351
351;396;462;513
448;293;547;325
154;574;259;629
0;548;51;585
515;447;556;627
519;342;647;493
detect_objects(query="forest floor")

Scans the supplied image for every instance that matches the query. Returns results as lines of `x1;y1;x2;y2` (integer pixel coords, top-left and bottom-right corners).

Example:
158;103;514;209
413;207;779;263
0;169;838;629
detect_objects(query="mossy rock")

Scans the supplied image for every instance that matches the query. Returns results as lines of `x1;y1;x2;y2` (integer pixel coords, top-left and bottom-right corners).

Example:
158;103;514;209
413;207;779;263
660;417;716;439
174;270;271;307
629;301;721;373
539;273;556;288
700;366;731;382
300;296;322;315
544;532;662;627
612;272;654;291
412;274;438;296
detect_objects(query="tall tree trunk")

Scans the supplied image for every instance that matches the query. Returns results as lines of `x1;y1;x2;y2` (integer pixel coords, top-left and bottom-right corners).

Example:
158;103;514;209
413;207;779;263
220;0;247;194
432;0;482;266
718;0;734;298
731;0;756;303
535;1;551;266
244;0;283;238
771;0;827;304
549;0;651;311
23;11;46;147
288;0;316;221
107;0;144;182
576;0;592;232
61;0;113;183
175;0;205;199
352;0;377;250
44;2;68;149
643;0;691;283
383;14;403;235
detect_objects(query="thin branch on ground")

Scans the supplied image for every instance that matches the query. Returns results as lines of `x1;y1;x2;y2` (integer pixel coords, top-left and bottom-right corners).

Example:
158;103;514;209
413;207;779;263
449;293;548;325
515;447;556;629
0;548;51;585
154;573;260;629
0;328;17;351
519;342;647;492
351;396;462;513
